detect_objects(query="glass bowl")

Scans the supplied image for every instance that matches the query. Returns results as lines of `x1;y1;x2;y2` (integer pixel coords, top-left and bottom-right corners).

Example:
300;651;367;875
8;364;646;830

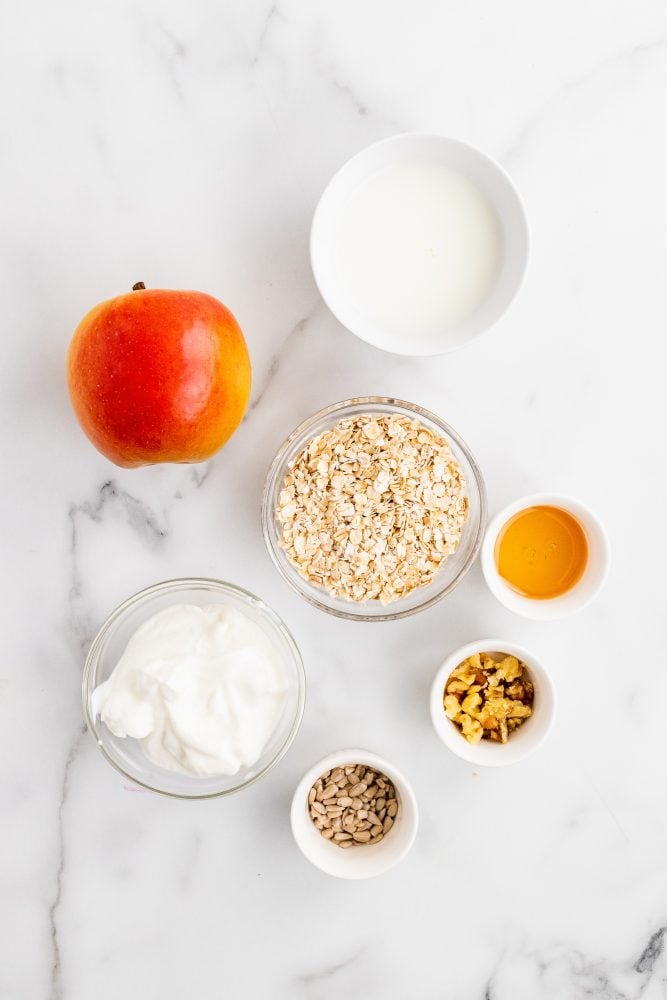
82;578;306;799
262;397;487;621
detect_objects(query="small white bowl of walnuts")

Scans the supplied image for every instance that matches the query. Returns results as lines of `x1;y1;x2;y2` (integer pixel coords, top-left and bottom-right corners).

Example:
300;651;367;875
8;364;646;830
430;639;556;766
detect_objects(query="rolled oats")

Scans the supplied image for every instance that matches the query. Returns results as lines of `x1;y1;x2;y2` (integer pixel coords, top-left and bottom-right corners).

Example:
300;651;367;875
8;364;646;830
277;413;469;604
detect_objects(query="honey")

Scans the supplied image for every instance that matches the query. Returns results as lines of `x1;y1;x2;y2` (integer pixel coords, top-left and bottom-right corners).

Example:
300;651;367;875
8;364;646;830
494;505;588;599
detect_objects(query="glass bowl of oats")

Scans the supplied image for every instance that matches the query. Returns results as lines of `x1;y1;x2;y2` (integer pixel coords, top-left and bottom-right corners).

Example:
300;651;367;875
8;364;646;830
262;397;486;621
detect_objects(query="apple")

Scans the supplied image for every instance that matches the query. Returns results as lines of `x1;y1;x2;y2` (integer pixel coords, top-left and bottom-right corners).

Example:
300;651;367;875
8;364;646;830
67;283;251;468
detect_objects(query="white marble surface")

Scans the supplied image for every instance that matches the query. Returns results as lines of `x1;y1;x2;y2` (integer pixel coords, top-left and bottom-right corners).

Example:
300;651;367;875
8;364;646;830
2;1;667;997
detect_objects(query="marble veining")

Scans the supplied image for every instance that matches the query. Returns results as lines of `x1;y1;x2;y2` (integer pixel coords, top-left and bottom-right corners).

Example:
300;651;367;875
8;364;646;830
502;36;667;165
2;0;667;997
48;726;86;1000
67;480;168;650
248;303;319;413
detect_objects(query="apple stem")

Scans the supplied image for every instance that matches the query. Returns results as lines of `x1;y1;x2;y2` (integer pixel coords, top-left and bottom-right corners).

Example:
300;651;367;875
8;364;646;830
132;281;146;291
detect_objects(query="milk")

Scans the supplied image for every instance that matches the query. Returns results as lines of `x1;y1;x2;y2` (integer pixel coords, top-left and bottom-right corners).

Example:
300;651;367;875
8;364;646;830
332;161;502;350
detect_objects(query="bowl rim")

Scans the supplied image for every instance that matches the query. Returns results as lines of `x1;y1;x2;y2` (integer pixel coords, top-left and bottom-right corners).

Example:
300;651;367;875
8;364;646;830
261;396;487;621
81;576;307;799
429;638;557;767
290;747;419;879
480;492;611;620
310;131;531;357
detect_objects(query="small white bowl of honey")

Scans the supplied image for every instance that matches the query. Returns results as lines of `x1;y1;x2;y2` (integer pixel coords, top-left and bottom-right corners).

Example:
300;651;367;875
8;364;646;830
481;493;610;620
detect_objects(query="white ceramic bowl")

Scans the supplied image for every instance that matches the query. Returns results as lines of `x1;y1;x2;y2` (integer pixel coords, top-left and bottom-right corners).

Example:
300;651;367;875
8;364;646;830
311;133;529;356
290;749;419;879
481;493;610;621
430;639;556;767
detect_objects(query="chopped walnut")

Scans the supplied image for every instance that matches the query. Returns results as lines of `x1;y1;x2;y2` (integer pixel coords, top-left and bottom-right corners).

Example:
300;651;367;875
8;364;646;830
444;652;534;744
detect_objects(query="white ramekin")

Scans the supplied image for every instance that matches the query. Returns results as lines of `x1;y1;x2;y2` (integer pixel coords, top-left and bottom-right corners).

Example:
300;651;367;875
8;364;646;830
481;493;610;621
430;639;556;767
310;133;529;356
290;749;418;879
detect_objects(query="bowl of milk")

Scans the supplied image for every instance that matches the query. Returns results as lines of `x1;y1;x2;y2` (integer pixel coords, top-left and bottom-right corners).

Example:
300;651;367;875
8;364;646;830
311;133;529;356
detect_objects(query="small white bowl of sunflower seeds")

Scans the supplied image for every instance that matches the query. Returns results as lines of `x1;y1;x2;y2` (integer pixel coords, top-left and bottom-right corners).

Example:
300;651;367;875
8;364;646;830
430;639;557;767
290;749;419;878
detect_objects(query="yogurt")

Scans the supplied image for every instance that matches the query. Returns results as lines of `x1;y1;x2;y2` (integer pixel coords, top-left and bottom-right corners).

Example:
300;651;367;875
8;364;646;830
92;603;290;776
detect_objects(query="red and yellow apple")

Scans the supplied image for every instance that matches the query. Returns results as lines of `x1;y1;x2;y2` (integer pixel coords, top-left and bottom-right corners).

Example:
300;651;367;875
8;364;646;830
67;283;251;468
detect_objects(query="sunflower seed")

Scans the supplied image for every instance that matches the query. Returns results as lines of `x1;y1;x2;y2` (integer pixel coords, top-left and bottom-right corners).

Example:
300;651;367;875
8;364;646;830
308;764;400;849
353;830;372;843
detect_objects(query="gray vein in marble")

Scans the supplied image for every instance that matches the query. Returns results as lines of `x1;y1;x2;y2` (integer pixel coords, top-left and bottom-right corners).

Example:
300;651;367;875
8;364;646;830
313;52;405;131
248;303;319;414
175;462;213;498
70;479;168;548
485;930;667;1000
153;24;188;100
48;725;86;1000
482;950;505;1000
326;68;368;118
562;950;622;999
579;763;631;845
68;480;168;649
310;29;409;133
634;926;666;974
251;6;399;131
293;947;364;988
503;37;667;164
190;463;212;488
252;1;280;67
179;831;202;891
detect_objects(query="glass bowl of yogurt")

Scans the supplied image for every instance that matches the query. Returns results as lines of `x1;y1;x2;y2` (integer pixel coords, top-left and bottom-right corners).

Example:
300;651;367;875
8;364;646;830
82;578;306;798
